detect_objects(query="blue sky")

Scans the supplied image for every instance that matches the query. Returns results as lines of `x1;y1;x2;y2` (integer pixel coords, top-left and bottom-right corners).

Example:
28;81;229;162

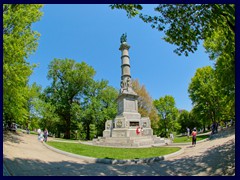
28;4;215;111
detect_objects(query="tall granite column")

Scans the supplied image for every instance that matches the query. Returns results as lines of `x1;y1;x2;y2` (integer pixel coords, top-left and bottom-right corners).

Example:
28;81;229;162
119;42;136;95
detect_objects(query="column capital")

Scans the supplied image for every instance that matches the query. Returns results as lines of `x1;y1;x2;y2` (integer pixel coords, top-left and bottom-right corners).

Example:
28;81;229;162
119;43;130;51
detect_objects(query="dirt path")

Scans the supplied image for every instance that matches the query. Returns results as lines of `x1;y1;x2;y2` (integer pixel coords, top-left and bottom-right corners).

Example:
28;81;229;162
3;128;235;176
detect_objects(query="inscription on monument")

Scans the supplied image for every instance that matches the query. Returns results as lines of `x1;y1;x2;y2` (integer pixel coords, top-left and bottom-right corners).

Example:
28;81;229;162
130;122;139;126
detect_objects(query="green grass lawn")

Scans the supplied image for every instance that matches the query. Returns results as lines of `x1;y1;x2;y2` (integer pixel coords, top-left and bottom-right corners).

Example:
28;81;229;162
53;137;79;142
173;135;209;143
46;141;180;160
16;129;37;135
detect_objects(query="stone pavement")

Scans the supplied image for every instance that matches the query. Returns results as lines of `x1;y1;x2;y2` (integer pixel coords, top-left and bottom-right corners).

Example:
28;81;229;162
3;127;235;176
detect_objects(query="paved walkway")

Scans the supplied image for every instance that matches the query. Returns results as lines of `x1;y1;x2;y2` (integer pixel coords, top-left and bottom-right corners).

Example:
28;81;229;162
3;127;235;176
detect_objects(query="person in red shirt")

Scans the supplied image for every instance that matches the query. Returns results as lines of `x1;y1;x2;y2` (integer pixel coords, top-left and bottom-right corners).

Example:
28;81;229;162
136;126;141;135
192;128;197;146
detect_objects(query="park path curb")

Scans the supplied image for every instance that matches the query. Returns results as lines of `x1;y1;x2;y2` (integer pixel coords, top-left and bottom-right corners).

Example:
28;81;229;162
168;137;210;146
43;141;184;165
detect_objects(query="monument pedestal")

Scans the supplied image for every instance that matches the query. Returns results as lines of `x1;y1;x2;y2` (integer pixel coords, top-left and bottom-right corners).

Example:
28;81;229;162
93;135;165;147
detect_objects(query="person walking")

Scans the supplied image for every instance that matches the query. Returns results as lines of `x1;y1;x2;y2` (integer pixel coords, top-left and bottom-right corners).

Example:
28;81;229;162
170;132;174;142
37;128;41;140
192;128;197;146
39;131;44;142
211;123;215;134
186;127;190;139
43;128;48;142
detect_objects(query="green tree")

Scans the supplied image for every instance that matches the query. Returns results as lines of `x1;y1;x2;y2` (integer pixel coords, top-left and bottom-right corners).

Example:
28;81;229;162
110;4;142;18
190;106;209;132
45;58;95;139
188;110;203;132
81;80;118;140
25;83;42;130
3;4;43;126
153;95;178;137
204;27;235;112
111;4;234;56
32;96;60;135
43;58;117;139
177;110;190;134
177;109;203;134
188;66;232;127
96;86;118;135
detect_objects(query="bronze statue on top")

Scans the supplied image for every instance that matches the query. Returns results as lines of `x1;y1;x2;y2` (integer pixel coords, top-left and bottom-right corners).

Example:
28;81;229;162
120;33;127;43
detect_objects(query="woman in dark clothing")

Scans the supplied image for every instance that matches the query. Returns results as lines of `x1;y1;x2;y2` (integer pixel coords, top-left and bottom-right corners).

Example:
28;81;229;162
43;129;48;142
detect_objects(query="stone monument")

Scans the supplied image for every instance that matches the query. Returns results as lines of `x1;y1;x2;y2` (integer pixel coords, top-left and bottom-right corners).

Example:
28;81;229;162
93;34;165;147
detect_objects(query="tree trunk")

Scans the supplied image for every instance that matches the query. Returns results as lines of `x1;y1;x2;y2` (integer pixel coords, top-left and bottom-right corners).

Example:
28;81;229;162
56;131;60;138
86;124;90;140
65;122;70;139
164;118;167;138
64;116;71;139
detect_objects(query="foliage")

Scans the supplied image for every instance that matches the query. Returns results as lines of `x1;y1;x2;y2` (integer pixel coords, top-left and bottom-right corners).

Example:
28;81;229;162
111;4;235;56
110;4;142;18
177;110;190;134
188;110;203;131
188;66;216;125
25;83;42;130
188;66;233;128
47;141;180;160
177;110;202;133
132;79;159;132
204;27;235;109
32;96;60;134
3;4;43;126
80;80;118;140
43;58;96;139
39;58;118;139
153;95;178;137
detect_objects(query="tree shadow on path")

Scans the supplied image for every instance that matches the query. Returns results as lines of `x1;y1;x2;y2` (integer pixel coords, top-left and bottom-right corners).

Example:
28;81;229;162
3;131;25;144
149;138;235;176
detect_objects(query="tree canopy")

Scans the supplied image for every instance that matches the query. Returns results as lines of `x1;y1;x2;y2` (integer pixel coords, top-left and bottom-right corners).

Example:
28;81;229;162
188;66;234;127
43;58;96;139
3;4;43;126
111;4;235;56
38;58;118;139
153;95;178;137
